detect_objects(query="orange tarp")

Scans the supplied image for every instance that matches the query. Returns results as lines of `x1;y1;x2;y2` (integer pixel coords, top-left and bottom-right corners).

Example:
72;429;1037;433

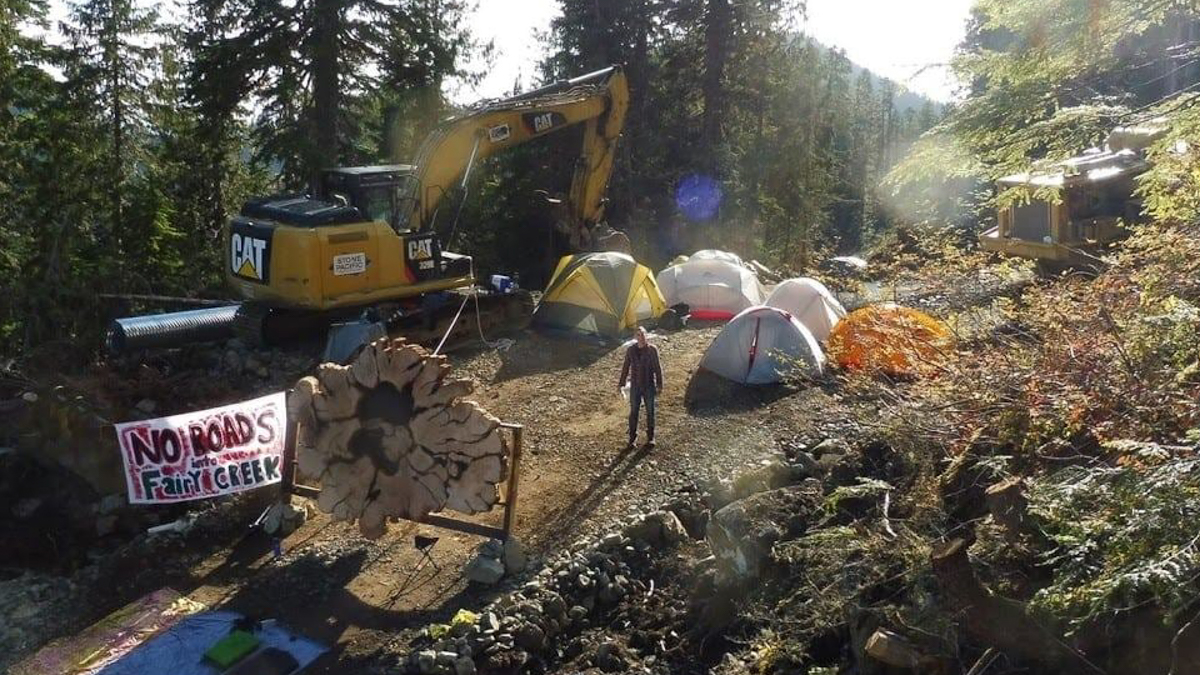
828;303;953;376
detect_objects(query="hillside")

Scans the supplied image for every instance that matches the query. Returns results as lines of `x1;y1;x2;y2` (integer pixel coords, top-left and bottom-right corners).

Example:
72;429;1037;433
807;38;944;114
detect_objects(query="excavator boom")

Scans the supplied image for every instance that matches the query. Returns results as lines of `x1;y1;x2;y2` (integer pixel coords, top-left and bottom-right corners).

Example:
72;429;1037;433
401;66;630;248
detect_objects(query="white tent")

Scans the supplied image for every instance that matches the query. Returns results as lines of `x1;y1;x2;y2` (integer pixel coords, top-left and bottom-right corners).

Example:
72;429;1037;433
656;258;764;320
699;306;824;384
691;249;746;267
765;278;847;342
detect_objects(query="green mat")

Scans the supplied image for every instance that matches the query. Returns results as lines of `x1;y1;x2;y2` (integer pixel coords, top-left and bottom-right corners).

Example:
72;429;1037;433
203;630;261;669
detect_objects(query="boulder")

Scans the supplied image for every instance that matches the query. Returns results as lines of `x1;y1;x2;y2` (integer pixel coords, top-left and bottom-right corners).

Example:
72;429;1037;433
789;452;819;476
622;510;688;547
417;650;438;675
595;642;627;672
503;537;528;573
479;538;504;559
811;437;850;458
465;555;506;585
706;481;822;583
731;459;795;499
453;656;476;675
515;622;546;651
817;452;844;473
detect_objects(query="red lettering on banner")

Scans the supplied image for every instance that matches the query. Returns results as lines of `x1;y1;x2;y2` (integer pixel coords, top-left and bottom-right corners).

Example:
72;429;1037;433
113;392;288;505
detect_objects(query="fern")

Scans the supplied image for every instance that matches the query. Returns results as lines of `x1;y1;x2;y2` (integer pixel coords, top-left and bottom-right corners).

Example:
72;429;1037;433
823;478;894;515
1028;457;1200;629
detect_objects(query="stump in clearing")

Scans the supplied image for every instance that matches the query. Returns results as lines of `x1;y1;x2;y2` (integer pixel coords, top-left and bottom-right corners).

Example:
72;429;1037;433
288;338;508;539
930;537;1101;674
985;477;1029;536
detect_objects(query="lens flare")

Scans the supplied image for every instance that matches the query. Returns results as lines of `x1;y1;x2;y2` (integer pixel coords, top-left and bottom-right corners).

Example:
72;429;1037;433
675;174;723;221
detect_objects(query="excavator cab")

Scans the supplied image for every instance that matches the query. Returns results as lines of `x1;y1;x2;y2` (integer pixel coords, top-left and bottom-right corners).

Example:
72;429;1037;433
319;165;414;232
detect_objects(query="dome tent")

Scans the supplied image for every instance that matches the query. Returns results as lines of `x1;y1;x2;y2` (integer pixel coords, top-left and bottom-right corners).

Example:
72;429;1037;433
656;258;764;320
765;278;847;342
699;306;824;385
533;252;666;339
828;303;952;376
691;249;745;267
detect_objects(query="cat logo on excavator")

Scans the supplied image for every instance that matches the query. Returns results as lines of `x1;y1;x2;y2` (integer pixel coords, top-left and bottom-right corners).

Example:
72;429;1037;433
231;232;269;282
407;238;433;262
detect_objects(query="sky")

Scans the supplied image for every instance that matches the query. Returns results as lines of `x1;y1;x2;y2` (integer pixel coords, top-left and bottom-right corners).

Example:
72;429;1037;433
799;0;975;102
36;0;975;103
462;0;976;103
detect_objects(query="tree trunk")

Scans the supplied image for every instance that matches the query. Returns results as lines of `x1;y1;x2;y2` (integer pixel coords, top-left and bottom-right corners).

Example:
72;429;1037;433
985;477;1029;537
700;0;731;163
311;0;341;191
107;14;124;264
625;0;651;219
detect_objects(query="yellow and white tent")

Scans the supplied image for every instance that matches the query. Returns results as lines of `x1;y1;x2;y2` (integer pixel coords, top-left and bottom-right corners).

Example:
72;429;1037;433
533;252;667;339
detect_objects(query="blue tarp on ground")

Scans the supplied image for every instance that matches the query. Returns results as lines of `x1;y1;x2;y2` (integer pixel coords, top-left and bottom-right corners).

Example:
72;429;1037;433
95;610;327;675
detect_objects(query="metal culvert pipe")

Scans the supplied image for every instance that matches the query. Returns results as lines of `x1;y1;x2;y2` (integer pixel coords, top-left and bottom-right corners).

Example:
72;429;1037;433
106;305;241;353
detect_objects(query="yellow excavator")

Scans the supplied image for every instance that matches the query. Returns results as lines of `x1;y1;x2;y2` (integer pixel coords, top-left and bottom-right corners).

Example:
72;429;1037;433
980;122;1165;271
225;66;630;346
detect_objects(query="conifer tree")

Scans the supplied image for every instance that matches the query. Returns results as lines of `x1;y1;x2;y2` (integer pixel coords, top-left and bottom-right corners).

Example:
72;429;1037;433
62;0;158;260
189;0;477;189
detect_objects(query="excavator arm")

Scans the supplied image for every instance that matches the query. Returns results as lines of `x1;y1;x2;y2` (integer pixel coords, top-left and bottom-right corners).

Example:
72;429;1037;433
397;66;630;249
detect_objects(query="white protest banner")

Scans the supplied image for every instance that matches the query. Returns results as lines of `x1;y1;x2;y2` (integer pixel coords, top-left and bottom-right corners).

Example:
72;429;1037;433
115;392;287;504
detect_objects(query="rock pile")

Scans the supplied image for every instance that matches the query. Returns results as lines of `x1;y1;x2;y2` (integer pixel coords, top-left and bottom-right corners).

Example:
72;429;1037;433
706;479;823;582
402;440;865;675
407;510;689;675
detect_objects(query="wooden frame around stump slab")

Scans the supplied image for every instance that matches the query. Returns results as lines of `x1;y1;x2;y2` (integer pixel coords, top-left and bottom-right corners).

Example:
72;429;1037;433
280;418;524;541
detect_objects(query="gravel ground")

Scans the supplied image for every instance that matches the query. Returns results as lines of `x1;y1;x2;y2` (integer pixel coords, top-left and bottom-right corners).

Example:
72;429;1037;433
3;321;864;673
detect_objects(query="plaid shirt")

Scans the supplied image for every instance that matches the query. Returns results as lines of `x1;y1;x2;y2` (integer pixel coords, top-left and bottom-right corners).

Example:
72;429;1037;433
619;344;663;392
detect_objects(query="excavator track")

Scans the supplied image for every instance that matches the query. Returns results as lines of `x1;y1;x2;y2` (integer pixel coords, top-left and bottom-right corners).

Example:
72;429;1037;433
232;302;271;347
387;289;535;351
232;290;534;352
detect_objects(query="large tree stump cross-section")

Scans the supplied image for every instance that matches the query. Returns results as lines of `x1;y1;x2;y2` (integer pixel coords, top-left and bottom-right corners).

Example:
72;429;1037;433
287;338;508;539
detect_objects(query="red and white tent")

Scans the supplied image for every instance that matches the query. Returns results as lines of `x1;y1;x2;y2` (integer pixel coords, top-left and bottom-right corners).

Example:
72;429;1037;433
656;258;764;320
699;306;824;384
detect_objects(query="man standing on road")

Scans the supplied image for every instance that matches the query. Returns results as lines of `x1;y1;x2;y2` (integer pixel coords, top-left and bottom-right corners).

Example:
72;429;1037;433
618;327;663;449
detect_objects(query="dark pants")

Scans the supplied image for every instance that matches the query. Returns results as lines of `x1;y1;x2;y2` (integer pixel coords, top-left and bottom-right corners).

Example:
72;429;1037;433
628;386;656;443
